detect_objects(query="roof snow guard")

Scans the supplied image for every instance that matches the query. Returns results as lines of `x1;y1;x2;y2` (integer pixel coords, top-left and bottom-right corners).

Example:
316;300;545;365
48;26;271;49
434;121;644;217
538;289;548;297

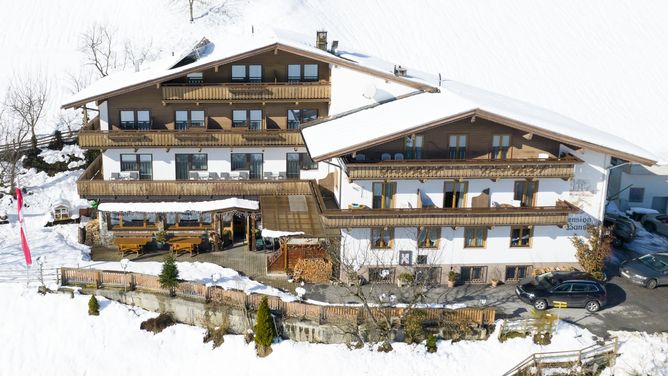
301;80;657;165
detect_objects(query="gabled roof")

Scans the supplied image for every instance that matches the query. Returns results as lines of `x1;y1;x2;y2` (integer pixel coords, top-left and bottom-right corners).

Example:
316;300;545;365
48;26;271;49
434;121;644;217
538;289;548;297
61;30;439;109
301;80;657;165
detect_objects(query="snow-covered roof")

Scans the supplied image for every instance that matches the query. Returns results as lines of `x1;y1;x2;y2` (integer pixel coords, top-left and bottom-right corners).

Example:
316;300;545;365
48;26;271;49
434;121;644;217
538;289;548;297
302;80;657;165
62;29;438;109
97;198;259;213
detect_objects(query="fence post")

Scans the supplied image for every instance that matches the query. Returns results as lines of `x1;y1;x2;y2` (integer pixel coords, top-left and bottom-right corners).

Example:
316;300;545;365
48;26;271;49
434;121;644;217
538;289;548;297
319;306;325;324
96;271;102;288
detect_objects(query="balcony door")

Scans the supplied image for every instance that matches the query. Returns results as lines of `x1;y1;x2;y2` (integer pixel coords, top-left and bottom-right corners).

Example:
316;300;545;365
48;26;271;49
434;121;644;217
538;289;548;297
249;153;263;179
372;182;396;209
176;153;207;180
444;181;467;208
514;180;539;207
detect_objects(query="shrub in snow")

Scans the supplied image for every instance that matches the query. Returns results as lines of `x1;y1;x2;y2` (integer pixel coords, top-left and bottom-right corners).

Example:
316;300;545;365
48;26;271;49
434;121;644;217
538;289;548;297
426;334;438;353
203;326;226;348
254;296;276;357
532;332;552;346
403;310;426;344
376;341;393;353
570;225;612;279
140;313;175;334
159;254;180;296
87;295;99;316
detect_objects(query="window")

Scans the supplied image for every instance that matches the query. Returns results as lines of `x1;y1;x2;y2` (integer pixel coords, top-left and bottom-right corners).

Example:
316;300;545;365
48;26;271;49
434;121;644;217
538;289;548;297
175;154;207;180
231;153;263;179
109;212;156;229
629;187;645;203
371;227;393;249
414;267;442;285
231;64;262;82
571;283;599;293
287;64;301;82
232;109;263;129
165;212;214;228
464;227;487;248
368;267;395;283
491;134;511;160
416;255;428;265
418;227;440;248
119;110;150;130
510;226;532;247
303;64;318;81
505;265;530;282
404;134;424;159
120;154;153;180
444;181;467;208
449;135;467;159
186;72;203;84
286;153;318;179
553;284;572;293
287;109;318;129
288;64;319;82
372;182;396;209
175;110;205;130
514;180;539;207
54;207;69;221
460;266;487;284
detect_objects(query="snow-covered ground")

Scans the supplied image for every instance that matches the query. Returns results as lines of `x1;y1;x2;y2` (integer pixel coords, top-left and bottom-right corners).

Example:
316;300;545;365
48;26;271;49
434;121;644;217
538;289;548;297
2;286;665;375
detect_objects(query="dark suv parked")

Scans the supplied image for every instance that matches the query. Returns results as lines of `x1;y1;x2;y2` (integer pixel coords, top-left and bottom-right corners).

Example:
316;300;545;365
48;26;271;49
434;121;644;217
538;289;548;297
515;271;607;312
603;213;637;246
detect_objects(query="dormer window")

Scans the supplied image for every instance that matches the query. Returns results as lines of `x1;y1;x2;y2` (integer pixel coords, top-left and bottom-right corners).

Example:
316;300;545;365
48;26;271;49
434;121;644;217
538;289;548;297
231;64;262;82
186;72;203;84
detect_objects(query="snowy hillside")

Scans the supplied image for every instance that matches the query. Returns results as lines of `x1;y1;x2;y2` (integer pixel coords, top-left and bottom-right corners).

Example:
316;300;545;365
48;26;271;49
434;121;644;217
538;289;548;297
1;0;667;162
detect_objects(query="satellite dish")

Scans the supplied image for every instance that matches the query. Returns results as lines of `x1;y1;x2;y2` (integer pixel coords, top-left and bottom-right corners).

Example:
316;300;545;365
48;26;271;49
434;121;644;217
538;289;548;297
363;83;377;99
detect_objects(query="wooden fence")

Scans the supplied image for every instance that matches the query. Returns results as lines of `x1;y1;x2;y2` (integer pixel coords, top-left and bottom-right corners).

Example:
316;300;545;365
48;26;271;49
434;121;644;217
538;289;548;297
61;267;496;326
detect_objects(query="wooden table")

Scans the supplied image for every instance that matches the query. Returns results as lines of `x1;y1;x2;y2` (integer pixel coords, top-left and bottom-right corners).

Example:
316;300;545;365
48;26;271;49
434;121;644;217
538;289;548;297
168;237;203;257
113;237;152;256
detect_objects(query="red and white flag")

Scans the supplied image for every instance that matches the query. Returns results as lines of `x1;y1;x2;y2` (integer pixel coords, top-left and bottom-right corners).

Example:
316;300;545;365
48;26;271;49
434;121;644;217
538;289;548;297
16;188;32;266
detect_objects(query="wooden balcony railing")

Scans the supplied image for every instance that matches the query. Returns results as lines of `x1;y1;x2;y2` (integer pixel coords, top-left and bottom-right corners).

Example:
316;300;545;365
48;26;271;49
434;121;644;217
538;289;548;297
318;200;579;228
78;129;304;148
161;83;331;103
76;160;313;198
344;157;581;180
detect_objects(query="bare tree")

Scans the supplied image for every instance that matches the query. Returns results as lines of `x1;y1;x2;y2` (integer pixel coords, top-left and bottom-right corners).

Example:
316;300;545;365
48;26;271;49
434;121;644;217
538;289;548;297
65;68;93;94
124;39;159;72
56;110;80;134
0;109;31;195
171;0;234;22
4;74;48;150
324;227;445;345
79;24;121;78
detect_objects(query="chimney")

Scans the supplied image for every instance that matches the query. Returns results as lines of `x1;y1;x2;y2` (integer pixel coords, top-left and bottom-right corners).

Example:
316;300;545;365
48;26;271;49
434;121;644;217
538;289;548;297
316;30;328;51
330;40;339;54
394;65;407;77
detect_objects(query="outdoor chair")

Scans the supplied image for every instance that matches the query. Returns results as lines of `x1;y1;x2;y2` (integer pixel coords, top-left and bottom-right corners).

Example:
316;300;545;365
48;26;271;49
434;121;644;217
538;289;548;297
219;172;230;180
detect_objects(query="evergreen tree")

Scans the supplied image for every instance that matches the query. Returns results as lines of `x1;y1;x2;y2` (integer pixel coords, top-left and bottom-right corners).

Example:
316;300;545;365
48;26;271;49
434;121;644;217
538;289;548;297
159;253;180;296
88;295;99;316
254;296;276;357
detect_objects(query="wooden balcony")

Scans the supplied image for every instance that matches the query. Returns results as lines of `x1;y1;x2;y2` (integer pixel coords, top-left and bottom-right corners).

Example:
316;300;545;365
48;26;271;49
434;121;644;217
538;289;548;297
161;83;331;103
78;129;304;148
344;157;581;181
320;201;579;228
77;157;313;199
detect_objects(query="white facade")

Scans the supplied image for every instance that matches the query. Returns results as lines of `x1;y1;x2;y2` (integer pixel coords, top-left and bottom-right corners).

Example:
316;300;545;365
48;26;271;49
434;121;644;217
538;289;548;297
336;145;612;282
102;147;330;181
610;164;668;213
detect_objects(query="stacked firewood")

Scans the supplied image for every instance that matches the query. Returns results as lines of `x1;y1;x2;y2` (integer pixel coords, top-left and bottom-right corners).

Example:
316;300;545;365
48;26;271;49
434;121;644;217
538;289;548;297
84;218;101;246
292;258;332;283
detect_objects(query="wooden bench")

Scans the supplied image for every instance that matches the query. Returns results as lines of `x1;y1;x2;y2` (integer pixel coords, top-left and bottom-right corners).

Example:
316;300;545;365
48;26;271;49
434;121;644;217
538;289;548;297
113;237;152;256
168;237;203;257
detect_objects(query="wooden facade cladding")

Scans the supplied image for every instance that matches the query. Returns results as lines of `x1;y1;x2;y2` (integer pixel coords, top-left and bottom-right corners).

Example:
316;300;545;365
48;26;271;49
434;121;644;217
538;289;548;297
78;129;304;148
319;201;578;228
161;83;331;103
344;157;581;180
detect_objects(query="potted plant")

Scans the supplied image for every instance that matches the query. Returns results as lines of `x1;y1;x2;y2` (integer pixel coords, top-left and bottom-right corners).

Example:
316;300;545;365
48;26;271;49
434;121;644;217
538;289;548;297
154;230;168;249
447;270;457;288
397;272;414;287
490;271;501;288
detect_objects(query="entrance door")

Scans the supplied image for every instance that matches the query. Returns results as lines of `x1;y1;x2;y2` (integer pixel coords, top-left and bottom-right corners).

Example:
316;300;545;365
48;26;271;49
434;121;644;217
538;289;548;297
249;153;263;180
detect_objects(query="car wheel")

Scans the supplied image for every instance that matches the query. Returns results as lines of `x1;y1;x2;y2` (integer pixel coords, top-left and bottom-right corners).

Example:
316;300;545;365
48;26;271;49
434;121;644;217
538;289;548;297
533;299;548;310
585;300;601;313
644;222;656;233
646;279;658;289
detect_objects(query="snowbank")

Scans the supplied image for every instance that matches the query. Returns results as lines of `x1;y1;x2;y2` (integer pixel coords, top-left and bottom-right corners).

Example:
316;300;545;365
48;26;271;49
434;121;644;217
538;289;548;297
0;286;607;376
39;144;86;165
602;331;668;376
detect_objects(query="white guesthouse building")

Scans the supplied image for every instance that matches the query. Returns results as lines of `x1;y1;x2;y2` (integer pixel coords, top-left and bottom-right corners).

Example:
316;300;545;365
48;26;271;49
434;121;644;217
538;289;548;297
65;30;657;284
